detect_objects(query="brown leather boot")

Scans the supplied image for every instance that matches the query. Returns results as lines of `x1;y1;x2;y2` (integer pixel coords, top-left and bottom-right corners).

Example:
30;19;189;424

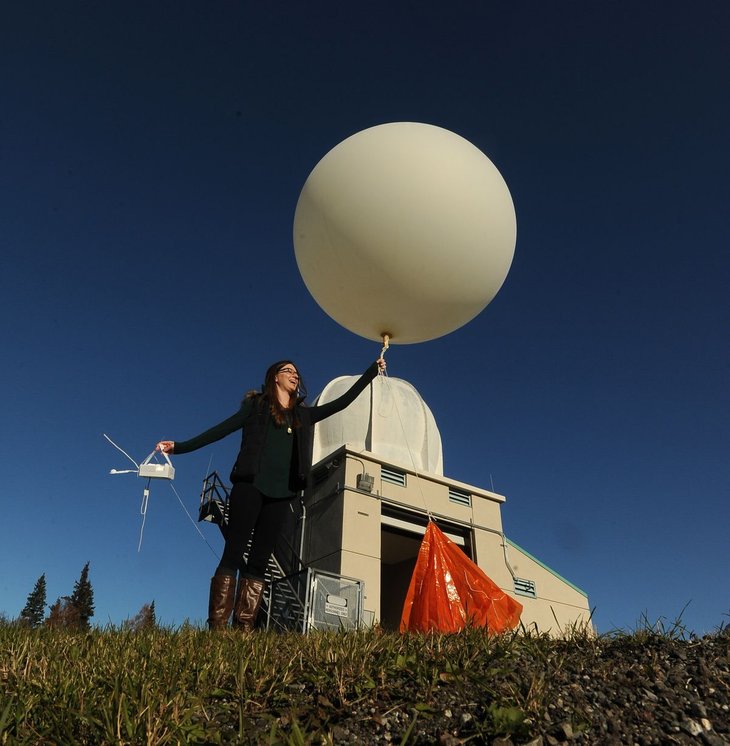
207;574;236;630
233;577;265;630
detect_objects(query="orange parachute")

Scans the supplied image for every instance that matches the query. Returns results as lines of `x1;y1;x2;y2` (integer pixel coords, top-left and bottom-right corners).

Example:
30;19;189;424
400;521;523;633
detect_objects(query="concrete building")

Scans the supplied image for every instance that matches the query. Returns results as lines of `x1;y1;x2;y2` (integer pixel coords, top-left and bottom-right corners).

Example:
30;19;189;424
301;373;591;635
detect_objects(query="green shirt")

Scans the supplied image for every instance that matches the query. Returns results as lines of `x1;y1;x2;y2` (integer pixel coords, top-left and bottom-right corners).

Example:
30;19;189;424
253;410;297;498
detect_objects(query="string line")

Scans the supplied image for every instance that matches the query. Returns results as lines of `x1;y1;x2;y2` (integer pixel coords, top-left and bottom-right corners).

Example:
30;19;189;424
379;371;433;519
168;481;221;559
376;345;517;577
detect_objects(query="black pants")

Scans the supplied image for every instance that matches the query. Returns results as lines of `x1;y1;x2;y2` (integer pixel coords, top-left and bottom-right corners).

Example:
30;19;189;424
216;482;300;581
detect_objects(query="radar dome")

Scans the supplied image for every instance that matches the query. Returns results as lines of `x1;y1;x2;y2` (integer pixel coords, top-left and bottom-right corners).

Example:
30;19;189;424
312;375;443;475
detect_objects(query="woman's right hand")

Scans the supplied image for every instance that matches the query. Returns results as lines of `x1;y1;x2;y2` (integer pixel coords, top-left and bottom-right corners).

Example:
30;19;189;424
156;440;175;454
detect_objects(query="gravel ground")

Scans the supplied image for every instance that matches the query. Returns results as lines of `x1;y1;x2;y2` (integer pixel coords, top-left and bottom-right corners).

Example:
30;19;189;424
264;631;730;745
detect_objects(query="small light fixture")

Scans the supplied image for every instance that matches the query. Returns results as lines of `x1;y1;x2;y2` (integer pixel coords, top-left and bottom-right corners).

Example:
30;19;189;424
356;472;374;493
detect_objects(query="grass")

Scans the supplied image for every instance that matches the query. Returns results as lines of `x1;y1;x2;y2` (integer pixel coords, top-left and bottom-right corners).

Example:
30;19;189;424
0;625;531;744
0;617;726;744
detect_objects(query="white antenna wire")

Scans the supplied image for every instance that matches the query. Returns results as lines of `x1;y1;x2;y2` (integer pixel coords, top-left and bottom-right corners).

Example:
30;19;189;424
103;433;140;469
138;483;150;552
103;433;220;558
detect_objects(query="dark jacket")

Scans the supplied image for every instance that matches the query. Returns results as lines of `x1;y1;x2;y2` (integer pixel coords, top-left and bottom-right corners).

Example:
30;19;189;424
174;362;380;491
231;361;379;489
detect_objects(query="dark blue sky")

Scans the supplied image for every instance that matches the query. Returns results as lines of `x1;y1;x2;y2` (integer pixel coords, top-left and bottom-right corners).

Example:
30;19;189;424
2;1;728;633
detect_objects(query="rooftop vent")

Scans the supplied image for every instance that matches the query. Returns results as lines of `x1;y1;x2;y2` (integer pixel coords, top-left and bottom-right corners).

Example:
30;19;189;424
513;578;537;598
381;466;406;487
448;487;472;507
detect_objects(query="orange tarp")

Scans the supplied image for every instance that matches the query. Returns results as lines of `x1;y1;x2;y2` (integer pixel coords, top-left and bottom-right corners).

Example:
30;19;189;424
400;521;523;633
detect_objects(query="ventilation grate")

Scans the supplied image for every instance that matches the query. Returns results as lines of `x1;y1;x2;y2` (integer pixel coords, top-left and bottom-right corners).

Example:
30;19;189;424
381;466;406;487
448;487;472;507
513;577;537;598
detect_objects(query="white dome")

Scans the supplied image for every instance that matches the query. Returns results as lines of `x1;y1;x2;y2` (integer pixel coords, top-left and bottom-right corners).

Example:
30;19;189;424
312;375;443;475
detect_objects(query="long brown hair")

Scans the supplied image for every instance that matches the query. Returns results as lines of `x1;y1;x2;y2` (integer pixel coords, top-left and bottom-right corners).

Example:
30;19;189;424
245;360;306;428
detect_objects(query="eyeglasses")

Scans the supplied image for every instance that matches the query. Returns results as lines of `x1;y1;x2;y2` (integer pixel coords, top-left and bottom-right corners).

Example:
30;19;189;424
277;367;299;378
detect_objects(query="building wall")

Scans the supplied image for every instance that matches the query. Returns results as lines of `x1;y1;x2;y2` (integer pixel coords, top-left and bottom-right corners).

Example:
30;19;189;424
505;540;592;633
303;447;591;636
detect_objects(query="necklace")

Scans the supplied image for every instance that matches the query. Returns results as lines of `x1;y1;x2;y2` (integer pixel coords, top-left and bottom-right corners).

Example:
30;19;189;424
284;411;293;434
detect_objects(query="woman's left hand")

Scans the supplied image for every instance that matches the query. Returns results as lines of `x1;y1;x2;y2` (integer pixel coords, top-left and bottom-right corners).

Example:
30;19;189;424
376;357;386;373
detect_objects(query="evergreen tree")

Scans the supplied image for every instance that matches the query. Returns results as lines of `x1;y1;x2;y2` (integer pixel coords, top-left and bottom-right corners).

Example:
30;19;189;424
19;573;47;628
69;562;95;629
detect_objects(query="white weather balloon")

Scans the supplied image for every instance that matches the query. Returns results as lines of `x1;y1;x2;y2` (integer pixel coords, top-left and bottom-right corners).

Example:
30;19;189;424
293;122;516;344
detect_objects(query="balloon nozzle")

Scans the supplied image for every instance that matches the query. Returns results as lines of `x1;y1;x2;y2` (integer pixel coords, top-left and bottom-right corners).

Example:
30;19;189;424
380;333;391;359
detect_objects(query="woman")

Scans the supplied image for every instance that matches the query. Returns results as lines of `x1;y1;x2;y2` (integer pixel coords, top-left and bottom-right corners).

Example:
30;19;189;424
157;356;385;630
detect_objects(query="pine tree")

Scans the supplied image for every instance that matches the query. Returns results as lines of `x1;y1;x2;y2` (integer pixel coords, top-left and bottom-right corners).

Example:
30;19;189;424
19;573;47;628
69;562;95;629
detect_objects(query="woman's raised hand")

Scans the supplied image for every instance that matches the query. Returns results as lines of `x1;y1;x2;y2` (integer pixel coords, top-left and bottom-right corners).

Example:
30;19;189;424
376;357;386;373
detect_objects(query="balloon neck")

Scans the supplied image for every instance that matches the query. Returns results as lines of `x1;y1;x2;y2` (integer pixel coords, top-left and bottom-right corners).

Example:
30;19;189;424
380;333;391;359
